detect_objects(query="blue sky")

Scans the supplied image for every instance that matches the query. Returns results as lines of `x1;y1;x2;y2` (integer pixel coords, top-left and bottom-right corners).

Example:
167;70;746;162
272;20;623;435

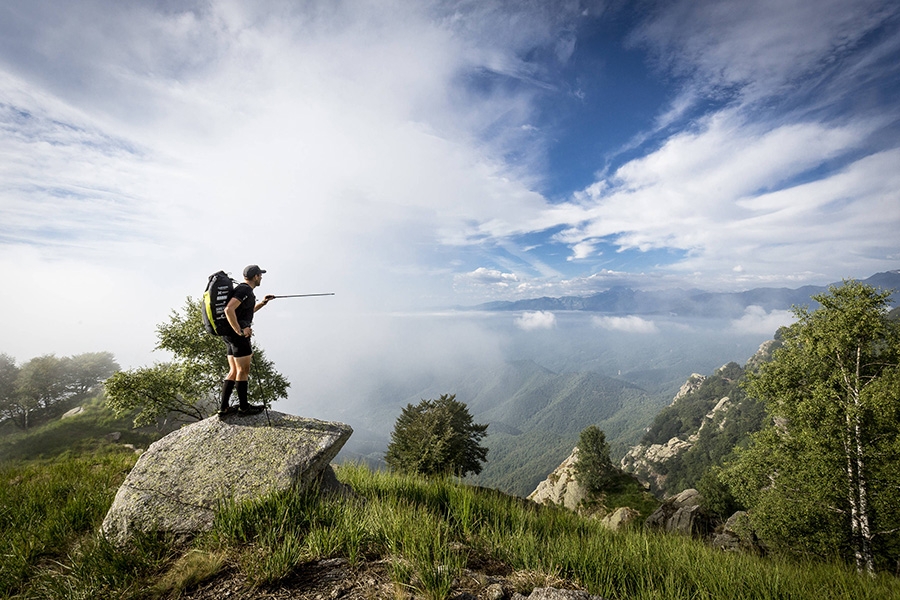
1;0;899;371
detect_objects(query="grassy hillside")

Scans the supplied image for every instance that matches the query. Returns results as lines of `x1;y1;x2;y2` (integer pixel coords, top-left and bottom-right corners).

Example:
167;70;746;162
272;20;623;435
2;451;899;600
0;395;167;463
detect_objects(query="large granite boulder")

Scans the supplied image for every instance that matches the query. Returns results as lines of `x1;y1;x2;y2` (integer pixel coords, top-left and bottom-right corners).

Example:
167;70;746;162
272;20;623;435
644;488;715;538
710;511;765;554
600;506;640;531
101;411;352;545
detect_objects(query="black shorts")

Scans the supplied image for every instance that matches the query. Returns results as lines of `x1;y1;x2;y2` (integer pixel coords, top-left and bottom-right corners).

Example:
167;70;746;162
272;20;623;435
223;331;253;358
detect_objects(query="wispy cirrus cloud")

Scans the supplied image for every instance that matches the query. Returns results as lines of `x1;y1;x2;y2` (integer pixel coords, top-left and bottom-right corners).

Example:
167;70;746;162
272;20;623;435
520;0;900;287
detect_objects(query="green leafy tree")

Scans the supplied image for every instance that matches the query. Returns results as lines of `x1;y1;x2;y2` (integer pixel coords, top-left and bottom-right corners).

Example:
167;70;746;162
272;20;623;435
574;425;616;494
385;394;488;477
0;353;21;427
66;351;119;396
16;354;70;421
105;297;289;427
0;352;116;430
721;280;900;574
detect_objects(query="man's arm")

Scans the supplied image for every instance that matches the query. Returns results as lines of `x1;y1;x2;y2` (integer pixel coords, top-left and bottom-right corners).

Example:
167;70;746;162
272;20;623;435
254;295;276;312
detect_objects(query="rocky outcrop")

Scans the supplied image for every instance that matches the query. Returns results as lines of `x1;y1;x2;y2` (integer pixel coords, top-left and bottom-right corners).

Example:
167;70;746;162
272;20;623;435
527;448;649;531
61;406;85;418
644;489;715;538
600;506;640;531
671;373;706;404
710;511;765;554
619;436;691;493
101;411;352;545
620;370;735;494
527;448;587;511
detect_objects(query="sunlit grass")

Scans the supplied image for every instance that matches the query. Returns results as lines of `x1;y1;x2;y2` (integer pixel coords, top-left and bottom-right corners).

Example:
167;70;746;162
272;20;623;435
0;450;181;599
2;457;900;599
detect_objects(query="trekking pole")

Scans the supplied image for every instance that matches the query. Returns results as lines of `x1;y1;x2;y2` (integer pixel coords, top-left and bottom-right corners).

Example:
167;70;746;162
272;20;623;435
250;361;271;426
271;293;335;298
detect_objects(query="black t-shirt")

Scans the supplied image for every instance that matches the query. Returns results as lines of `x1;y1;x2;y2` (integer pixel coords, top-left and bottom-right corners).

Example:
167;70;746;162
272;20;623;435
231;283;256;328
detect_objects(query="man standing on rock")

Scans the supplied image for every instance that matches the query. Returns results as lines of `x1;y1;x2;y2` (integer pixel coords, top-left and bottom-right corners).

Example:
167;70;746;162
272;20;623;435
218;265;276;416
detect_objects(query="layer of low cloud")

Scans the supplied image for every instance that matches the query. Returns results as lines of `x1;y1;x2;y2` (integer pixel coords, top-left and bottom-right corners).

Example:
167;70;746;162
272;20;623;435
592;315;659;334
515;311;556;331
730;306;796;335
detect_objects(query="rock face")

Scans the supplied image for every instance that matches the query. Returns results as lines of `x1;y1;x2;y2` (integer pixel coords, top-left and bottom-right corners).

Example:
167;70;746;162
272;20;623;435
101;411;352;545
527;448;587;511
672;373;706;404
644;489;715;537
620;369;735;494
600;506;640;531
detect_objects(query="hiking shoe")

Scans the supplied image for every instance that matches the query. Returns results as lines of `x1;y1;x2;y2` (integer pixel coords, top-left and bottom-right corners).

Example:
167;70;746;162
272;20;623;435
238;404;265;415
217;406;237;417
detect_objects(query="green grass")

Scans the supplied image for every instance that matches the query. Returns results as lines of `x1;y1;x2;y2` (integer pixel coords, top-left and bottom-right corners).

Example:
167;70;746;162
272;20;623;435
0;448;174;599
0;397;164;463
2;456;899;600
206;464;900;599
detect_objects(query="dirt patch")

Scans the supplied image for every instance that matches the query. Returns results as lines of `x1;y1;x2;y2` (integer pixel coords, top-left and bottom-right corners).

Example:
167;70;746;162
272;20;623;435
178;557;580;600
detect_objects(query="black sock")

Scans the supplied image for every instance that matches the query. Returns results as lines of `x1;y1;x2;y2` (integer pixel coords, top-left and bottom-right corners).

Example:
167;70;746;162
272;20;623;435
220;380;236;410
237;380;249;407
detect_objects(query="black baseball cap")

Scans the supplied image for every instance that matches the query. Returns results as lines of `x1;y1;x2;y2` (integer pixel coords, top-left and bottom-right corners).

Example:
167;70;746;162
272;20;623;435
243;265;267;278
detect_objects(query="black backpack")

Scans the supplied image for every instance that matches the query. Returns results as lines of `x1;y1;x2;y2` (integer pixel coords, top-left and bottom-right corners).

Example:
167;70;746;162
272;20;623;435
201;271;235;335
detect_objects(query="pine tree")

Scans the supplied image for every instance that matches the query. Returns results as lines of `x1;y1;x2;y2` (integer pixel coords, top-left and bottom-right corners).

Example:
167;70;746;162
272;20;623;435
574;425;616;494
385;394;488;477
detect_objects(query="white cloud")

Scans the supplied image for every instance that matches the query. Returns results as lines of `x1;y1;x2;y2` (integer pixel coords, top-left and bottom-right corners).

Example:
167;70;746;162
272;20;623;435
515;311;556;331
730;306;796;335
456;267;520;287
631;0;899;107
567;240;597;261
536;109;898;286
1;0;898;373
592;315;659;334
0;0;580;365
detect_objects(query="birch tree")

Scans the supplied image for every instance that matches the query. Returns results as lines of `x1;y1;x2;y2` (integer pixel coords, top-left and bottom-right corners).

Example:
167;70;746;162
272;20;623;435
723;281;900;574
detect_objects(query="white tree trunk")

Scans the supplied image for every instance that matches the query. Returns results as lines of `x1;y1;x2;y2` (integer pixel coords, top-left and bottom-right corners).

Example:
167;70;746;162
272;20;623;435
845;344;875;576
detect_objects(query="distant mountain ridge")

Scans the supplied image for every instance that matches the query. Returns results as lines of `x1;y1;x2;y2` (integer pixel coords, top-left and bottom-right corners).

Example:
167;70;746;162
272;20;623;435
471;270;900;318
